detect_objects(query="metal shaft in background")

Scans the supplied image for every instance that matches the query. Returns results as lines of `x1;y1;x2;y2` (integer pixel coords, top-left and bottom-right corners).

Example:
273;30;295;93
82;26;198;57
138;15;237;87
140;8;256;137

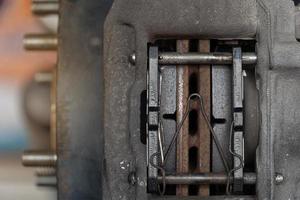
22;151;57;167
23;34;58;50
158;52;257;65
32;1;59;15
157;173;256;185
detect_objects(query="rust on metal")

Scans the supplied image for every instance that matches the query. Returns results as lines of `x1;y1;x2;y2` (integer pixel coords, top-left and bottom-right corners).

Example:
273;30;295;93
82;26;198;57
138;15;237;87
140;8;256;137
197;40;211;196
176;40;190;196
176;40;211;196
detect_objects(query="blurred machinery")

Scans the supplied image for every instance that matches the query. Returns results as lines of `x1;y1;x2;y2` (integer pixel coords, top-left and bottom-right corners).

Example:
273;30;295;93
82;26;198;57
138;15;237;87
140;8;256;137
21;0;300;200
22;0;58;190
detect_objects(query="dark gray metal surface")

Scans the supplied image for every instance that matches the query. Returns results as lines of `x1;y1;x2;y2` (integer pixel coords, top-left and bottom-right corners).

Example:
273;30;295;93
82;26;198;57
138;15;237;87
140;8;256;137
270;69;300;199
232;48;243;110
147;46;160;192
103;24;138;200
259;0;300;69
160;66;176;174
243;68;259;167
256;0;300;199
212;65;233;173
106;0;257;39
212;59;259;174
57;0;112;199
232;48;244;192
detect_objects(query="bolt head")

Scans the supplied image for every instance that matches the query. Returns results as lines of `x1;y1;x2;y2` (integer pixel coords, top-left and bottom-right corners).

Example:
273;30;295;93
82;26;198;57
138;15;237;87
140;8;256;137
275;173;284;184
129;53;136;65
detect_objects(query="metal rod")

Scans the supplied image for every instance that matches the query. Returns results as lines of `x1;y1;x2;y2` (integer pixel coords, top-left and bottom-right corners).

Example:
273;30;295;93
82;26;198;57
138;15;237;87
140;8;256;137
34;72;53;83
32;2;59;15
23;34;58;50
22;150;57;167
36;177;57;187
35;167;56;177
157;173;256;185
158;52;257;65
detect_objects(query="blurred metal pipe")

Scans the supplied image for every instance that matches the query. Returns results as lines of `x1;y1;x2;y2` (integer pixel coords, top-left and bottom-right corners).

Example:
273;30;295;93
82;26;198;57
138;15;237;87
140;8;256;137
32;2;59;15
35;167;56;177
36;176;57;187
34;72;53;83
22;150;57;167
23;34;58;50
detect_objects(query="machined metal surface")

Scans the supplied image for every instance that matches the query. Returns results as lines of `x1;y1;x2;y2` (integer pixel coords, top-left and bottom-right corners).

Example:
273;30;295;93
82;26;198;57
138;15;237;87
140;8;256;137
158;53;257;65
23;34;58;50
157;173;256;185
22;151;57;167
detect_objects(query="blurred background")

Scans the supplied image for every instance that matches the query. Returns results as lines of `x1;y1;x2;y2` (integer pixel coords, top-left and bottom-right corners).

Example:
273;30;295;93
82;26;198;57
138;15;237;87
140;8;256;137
0;0;56;199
